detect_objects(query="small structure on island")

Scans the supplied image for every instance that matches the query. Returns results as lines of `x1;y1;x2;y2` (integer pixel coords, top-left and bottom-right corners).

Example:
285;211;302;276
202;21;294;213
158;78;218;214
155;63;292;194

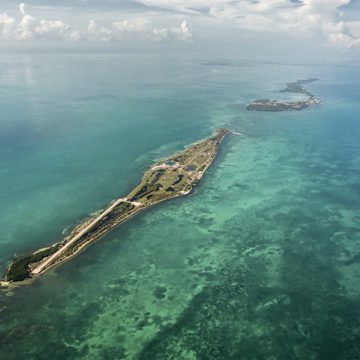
151;161;180;171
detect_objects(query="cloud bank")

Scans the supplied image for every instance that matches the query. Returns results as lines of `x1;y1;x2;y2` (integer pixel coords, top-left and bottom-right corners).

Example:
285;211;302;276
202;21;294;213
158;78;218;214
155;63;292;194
138;0;360;50
0;1;359;50
0;3;194;43
87;18;193;42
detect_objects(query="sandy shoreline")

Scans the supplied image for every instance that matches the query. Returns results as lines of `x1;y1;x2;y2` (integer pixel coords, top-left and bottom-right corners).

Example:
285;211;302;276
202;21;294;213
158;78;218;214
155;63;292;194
2;129;230;286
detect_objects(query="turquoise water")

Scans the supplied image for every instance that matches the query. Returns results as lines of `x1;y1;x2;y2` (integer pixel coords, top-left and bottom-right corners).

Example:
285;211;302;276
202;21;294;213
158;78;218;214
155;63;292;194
1;54;360;359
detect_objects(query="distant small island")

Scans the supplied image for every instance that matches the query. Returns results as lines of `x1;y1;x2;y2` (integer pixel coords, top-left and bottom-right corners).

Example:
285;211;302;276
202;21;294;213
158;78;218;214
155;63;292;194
247;79;321;111
2;128;230;285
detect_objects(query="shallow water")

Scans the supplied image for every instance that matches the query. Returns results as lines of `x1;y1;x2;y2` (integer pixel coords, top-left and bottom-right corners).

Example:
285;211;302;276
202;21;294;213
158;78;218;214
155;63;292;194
1;54;360;359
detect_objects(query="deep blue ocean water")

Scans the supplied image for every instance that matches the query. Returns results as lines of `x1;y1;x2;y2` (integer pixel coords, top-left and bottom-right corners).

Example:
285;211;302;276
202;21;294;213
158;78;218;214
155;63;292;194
0;54;360;359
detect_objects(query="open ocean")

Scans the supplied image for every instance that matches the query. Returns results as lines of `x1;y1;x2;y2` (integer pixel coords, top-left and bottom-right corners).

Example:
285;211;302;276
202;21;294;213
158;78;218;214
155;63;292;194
1;53;360;359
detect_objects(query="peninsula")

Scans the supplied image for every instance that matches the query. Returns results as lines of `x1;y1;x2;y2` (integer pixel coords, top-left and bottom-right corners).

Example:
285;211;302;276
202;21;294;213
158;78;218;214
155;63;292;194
247;78;321;111
3;128;230;284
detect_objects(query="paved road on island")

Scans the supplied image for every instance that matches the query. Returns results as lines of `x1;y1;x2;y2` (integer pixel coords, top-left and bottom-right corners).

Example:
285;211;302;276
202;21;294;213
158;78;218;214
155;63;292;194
30;132;227;278
31;197;130;275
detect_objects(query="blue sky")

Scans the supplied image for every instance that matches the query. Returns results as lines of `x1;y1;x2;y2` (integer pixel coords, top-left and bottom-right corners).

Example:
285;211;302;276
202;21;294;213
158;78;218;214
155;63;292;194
0;1;359;57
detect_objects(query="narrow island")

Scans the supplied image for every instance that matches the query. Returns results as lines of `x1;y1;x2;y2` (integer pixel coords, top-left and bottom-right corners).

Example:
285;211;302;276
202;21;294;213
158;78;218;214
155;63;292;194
247;78;321;111
2;128;230;285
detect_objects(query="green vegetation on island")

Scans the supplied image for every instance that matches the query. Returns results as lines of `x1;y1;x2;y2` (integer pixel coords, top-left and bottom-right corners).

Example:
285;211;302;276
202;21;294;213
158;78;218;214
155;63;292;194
247;78;321;111
3;128;230;284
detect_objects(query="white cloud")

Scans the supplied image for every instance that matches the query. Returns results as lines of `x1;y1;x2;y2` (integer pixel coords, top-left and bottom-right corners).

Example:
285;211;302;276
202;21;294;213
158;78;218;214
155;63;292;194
15;13;37;40
138;0;360;49
0;13;16;38
1;1;358;50
4;3;76;41
112;18;152;35
19;3;26;16
297;0;360;49
87;20;113;42
138;0;293;15
152;20;194;42
35;19;73;40
85;17;193;42
323;20;360;49
0;3;194;43
177;20;194;42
